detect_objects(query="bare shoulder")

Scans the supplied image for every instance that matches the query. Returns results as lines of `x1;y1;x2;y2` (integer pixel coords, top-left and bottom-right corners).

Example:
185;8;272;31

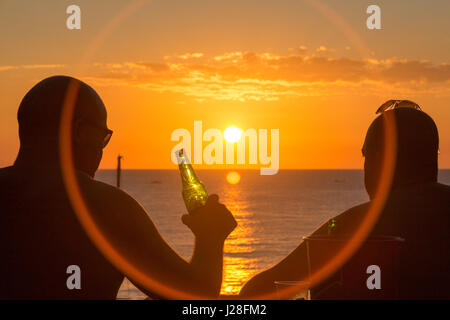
76;171;147;217
324;202;372;236
0;166;14;179
435;182;450;193
336;202;372;221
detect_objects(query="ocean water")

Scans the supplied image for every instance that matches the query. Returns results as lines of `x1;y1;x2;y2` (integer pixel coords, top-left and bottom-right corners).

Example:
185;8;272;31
94;169;450;299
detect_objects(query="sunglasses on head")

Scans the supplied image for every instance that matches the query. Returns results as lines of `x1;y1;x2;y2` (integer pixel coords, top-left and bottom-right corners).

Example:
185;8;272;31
376;100;422;114
374;100;439;155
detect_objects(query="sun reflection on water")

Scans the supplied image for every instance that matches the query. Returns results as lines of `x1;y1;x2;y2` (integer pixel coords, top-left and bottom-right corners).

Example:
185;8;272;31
220;185;259;295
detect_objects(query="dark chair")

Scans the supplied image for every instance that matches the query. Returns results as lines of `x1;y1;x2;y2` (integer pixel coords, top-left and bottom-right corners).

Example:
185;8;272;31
304;235;404;300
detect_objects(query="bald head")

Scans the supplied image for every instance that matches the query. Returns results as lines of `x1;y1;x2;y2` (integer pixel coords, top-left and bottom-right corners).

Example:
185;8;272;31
363;108;439;198
16;76;109;177
18;75;107;145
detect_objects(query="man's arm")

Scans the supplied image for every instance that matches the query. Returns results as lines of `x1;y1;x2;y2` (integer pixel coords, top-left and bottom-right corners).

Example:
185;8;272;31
239;221;330;297
84;178;236;299
239;203;368;298
182;194;235;296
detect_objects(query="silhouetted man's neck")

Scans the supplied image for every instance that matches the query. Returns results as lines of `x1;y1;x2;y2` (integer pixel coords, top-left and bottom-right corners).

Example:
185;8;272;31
392;155;438;189
14;143;96;179
391;167;437;191
368;162;438;200
14;144;62;173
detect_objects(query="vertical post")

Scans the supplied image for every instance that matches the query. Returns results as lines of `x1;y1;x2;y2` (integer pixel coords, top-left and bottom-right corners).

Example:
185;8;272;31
117;155;123;188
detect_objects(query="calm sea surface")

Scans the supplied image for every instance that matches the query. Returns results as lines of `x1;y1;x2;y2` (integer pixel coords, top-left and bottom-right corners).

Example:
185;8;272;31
94;169;450;299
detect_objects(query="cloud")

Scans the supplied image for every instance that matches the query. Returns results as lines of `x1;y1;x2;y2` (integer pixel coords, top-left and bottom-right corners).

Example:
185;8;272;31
369;59;450;83
64;52;450;101
0;66;15;71
213;52;244;62
315;46;335;54
0;64;65;72
125;62;170;72
298;45;308;54
22;64;65;69
164;52;204;60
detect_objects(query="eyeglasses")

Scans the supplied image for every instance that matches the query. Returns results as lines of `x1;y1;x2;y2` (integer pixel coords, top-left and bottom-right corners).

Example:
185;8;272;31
75;116;113;148
376;100;422;114
100;127;113;148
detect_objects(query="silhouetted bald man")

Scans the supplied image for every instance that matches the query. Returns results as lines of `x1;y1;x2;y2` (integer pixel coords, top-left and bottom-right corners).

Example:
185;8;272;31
240;107;450;299
0;76;236;299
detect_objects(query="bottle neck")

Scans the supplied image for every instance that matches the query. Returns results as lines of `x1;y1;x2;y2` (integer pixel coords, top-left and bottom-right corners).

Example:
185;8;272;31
176;149;200;184
179;162;200;184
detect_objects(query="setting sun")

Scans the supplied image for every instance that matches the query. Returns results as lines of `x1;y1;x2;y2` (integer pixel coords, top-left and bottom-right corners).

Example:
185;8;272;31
226;171;241;184
224;126;242;143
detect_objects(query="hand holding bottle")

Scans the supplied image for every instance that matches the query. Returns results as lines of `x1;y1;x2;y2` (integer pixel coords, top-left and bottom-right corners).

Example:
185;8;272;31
182;194;237;243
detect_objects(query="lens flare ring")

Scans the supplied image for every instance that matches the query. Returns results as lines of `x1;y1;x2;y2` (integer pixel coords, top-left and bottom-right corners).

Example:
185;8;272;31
59;0;396;300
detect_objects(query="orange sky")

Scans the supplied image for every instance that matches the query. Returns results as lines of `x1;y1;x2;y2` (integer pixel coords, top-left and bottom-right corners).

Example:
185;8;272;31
1;0;449;169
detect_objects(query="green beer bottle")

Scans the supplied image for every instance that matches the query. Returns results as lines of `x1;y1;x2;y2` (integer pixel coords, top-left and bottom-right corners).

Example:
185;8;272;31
175;149;208;213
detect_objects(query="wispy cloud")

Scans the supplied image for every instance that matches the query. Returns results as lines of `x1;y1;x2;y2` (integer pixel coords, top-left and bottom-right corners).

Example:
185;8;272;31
0;66;15;71
0;64;65;71
164;52;204;60
21;52;450;102
315;46;335;54
22;64;66;69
